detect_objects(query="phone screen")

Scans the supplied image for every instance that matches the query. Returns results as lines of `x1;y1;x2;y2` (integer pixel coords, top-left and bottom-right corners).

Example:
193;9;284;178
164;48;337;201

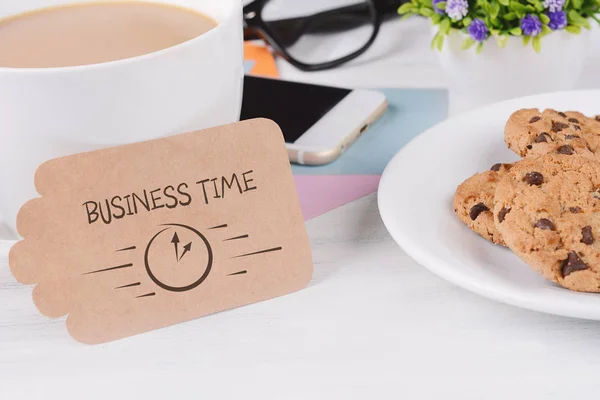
240;76;351;143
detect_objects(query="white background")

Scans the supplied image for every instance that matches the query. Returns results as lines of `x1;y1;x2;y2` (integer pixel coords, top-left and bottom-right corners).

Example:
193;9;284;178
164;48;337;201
3;8;600;400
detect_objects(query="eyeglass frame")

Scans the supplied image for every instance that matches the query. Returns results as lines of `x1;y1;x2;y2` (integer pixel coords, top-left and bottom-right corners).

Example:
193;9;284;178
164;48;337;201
243;0;381;72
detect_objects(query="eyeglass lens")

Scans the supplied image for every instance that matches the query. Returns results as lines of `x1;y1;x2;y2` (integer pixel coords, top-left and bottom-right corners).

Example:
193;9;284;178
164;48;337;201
261;0;375;65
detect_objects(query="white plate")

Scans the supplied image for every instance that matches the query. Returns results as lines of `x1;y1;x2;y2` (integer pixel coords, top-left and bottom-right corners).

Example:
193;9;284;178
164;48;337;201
378;90;600;320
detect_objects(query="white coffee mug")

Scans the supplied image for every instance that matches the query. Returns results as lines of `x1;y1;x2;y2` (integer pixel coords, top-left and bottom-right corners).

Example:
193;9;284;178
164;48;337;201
0;0;244;241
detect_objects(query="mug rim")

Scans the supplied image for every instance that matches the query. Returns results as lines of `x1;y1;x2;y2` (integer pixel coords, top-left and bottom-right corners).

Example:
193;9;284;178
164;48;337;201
0;0;238;75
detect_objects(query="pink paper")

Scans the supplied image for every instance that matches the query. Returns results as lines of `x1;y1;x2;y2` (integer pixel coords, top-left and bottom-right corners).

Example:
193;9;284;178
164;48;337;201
293;175;381;221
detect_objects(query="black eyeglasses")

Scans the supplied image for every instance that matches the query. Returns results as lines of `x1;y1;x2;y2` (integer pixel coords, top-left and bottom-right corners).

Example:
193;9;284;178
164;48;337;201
244;0;382;72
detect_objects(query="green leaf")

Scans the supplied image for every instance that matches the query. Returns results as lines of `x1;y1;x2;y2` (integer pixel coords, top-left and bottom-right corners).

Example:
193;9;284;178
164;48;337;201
430;34;438;50
523;35;531;45
510;2;536;13
397;3;415;14
495;35;509;48
437;34;445;51
540;14;550;24
503;12;518;20
540;24;552;36
532;36;541;53
420;7;434;17
490;18;503;29
431;33;445;52
461;37;476;50
476;42;484;54
582;18;592;29
440;18;451;35
510;27;523;35
463;17;472;26
479;1;491;16
528;0;543;8
490;2;500;19
572;0;584;8
565;25;582;34
431;13;442;23
436;1;446;9
568;10;586;25
499;0;510;5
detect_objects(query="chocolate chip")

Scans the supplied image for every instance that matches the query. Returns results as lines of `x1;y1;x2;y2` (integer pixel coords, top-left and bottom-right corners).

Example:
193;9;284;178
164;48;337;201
568;118;579;123
534;132;551;143
561;251;589;277
529;116;541;123
573;125;581;131
557;145;574;155
526;145;533;150
469;203;489;221
558;112;567;118
498;207;511;223
565;135;580;139
592;189;600;199
524;172;543;186
596;116;600;122
491;163;502;171
535;218;555;230
569;206;582;213
551;121;569;132
581;226;594;245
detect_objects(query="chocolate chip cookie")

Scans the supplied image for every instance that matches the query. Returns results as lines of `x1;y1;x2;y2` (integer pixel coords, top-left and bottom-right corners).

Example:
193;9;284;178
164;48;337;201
494;153;600;292
453;163;512;245
505;109;600;159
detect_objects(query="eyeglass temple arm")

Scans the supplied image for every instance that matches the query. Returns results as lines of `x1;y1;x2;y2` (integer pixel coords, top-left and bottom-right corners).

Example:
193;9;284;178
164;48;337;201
244;0;409;41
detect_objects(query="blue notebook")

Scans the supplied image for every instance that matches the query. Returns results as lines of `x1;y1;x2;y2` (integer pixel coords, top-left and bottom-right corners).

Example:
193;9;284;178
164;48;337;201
292;88;449;175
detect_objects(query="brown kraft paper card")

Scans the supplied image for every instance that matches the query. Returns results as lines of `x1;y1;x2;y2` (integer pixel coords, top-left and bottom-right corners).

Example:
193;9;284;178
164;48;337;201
9;118;313;344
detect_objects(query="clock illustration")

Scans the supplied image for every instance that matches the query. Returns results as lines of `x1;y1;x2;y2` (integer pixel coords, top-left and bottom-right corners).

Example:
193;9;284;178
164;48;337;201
144;223;213;292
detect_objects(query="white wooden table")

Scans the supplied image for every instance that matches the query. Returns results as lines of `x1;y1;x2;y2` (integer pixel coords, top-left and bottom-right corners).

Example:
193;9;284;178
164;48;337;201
3;16;600;400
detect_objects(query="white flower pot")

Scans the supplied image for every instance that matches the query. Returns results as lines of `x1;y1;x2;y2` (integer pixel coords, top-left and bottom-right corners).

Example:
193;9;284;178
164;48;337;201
436;27;590;111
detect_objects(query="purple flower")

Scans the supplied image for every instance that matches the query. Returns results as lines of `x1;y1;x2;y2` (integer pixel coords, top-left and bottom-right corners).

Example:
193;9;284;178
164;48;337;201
547;10;567;30
446;0;468;21
542;0;565;12
432;0;445;14
521;14;543;37
468;19;489;42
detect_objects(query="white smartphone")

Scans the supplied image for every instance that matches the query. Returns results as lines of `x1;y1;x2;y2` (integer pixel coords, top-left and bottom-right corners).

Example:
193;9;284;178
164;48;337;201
241;76;388;165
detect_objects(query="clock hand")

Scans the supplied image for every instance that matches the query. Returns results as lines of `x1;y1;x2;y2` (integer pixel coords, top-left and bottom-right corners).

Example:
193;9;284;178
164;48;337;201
179;242;192;261
171;232;180;262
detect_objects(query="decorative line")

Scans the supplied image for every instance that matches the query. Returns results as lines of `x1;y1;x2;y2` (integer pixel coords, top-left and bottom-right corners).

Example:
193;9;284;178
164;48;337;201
232;247;283;259
116;246;136;252
136;292;156;298
228;270;247;276
209;224;228;230
115;282;141;289
223;234;249;241
83;263;133;275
